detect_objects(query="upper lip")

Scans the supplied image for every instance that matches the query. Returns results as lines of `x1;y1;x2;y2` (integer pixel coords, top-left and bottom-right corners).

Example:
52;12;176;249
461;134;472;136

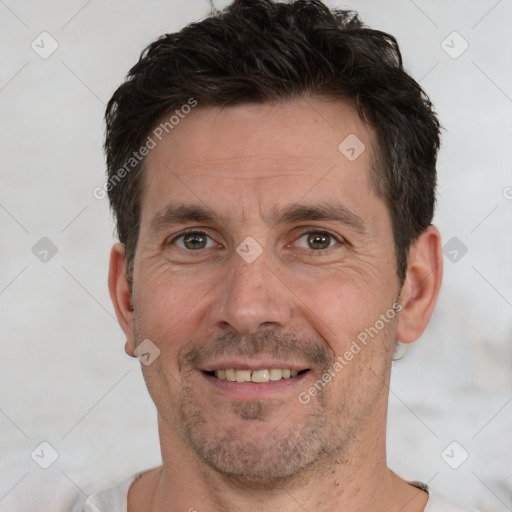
200;359;310;372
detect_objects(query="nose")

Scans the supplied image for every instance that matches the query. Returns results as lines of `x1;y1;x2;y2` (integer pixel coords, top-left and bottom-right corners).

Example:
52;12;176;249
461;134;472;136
210;249;292;335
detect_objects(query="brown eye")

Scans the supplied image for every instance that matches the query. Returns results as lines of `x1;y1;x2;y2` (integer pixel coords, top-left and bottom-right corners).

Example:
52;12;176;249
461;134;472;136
295;230;342;251
172;231;214;250
307;232;331;250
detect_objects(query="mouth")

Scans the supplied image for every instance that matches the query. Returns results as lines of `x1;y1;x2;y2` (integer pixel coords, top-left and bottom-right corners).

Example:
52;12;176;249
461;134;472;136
203;368;310;383
199;359;313;400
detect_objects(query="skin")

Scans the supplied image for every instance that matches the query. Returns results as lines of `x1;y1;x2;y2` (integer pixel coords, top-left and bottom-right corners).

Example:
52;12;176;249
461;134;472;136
109;98;443;512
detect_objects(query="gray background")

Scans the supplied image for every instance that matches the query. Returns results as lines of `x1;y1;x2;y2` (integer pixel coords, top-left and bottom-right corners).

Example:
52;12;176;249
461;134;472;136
1;1;511;511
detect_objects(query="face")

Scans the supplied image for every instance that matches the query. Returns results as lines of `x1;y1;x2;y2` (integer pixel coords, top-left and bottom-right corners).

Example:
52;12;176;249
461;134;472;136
127;99;403;481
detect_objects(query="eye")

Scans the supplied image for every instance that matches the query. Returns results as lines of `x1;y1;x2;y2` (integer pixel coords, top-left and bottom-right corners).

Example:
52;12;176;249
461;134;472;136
170;230;216;250
294;230;343;251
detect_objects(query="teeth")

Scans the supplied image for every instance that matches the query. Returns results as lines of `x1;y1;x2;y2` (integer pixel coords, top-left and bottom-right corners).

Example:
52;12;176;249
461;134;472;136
269;368;283;381
251;369;269;383
213;369;303;382
235;370;251;382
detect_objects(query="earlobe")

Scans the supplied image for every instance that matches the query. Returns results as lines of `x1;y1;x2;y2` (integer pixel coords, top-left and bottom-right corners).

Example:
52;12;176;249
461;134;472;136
396;226;443;344
108;243;136;357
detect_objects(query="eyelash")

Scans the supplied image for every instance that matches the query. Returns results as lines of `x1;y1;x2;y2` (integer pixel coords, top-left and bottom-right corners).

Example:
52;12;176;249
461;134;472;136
293;229;344;253
168;228;344;253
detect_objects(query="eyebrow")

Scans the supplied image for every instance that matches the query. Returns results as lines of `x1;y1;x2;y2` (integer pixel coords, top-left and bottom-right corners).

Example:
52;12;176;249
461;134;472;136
150;204;216;234
149;201;366;234
270;202;366;233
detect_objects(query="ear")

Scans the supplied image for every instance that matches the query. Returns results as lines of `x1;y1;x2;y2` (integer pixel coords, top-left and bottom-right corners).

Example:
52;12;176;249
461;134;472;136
108;243;136;357
396;225;443;344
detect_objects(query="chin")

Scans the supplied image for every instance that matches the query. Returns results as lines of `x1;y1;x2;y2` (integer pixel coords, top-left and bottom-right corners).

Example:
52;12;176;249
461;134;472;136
179;400;342;482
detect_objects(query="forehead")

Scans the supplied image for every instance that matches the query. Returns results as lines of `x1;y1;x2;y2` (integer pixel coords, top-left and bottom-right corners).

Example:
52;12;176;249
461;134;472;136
140;98;377;223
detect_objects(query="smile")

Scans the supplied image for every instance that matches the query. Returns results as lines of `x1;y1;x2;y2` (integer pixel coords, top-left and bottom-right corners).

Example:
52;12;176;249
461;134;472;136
207;368;309;383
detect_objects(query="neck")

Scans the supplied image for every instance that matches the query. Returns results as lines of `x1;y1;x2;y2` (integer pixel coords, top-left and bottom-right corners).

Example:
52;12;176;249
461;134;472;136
132;396;427;512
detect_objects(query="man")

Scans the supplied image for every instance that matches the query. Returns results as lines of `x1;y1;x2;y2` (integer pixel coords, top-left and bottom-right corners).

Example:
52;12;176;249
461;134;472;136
84;1;475;510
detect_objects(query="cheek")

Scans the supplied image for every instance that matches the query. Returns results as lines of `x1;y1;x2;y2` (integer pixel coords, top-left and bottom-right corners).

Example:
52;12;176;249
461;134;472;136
287;265;398;350
133;266;213;364
136;258;214;319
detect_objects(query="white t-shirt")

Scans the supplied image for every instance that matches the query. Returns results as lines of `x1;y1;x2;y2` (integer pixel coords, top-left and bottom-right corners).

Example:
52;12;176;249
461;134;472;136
82;473;475;512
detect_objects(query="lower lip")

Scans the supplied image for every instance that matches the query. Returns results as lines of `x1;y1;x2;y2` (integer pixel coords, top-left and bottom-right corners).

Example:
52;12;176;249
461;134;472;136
201;371;309;400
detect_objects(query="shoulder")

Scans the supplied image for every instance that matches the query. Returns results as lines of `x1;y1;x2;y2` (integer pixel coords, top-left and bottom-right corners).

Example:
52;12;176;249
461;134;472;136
423;486;478;512
81;472;142;512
